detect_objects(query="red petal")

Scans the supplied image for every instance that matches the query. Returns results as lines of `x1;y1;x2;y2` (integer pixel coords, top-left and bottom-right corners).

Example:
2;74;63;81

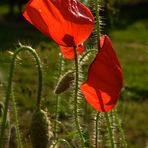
23;0;94;46
59;44;84;59
80;35;123;112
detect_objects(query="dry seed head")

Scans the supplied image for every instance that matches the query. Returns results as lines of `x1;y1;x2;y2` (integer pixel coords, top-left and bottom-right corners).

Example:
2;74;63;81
54;71;74;94
30;109;52;148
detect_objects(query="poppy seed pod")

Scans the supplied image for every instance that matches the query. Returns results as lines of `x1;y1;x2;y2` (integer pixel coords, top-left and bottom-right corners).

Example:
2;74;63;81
30;109;52;148
54;71;74;94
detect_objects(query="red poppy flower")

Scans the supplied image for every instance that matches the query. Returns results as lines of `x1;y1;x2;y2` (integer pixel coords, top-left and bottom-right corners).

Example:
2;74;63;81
23;0;94;58
59;44;84;59
80;35;123;112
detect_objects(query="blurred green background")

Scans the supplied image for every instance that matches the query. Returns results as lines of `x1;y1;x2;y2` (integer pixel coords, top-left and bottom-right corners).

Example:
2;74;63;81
0;0;148;147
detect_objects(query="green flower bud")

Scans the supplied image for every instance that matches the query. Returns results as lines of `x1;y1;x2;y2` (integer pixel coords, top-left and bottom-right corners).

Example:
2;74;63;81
30;109;52;148
54;71;74;94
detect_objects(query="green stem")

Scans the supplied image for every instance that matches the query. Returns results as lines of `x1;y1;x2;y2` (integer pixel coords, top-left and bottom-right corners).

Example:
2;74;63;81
53;139;71;148
104;112;115;148
0;46;43;148
54;95;60;139
11;87;23;148
54;53;64;139
114;109;127;148
79;49;97;63
95;0;101;48
73;46;85;148
95;112;100;148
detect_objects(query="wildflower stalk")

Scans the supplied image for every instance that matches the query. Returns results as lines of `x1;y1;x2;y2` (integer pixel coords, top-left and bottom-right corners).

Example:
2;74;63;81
11;88;23;148
0;45;43;147
54;53;64;139
104;112;115;148
79;49;97;63
73;46;85;148
114;109;127;147
95;112;100;148
54;95;60;139
94;0;101;44
94;0;102;147
53;139;71;148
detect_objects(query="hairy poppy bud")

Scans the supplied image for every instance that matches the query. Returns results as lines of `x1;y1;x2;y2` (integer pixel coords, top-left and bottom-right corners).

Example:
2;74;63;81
30;109;52;148
54;71;74;94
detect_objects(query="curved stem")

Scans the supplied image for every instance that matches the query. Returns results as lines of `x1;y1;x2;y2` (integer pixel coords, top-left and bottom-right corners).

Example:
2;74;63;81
0;46;43;147
53;139;71;148
95;112;100;148
79;49;97;63
73;46;85;148
104;112;115;148
114;109;127;148
11;87;23;148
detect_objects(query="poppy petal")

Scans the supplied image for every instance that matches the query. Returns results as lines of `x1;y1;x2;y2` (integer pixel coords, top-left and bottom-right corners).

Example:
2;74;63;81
80;35;123;112
59;44;84;59
23;0;94;47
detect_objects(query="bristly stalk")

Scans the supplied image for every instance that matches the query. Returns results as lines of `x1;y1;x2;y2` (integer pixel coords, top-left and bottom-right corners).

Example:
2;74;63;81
95;112;100;148
0;45;43;148
73;46;85;148
104;112;115;148
94;0;101;48
11;87;23;148
53;139;71;148
54;53;64;139
114;109;127;147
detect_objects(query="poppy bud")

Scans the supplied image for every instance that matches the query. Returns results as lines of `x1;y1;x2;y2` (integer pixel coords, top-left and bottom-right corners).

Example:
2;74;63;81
30;109;52;148
54;71;74;94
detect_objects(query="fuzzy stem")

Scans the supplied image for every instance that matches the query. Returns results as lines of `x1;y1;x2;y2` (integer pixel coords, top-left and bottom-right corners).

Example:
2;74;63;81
54;95;60;139
0;46;43;147
114;109;127;147
104;112;115;148
53;139;71;148
95;112;100;148
79;49;97;63
73;46;85;148
54;54;63;139
11;87;23;148
94;0;101;48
